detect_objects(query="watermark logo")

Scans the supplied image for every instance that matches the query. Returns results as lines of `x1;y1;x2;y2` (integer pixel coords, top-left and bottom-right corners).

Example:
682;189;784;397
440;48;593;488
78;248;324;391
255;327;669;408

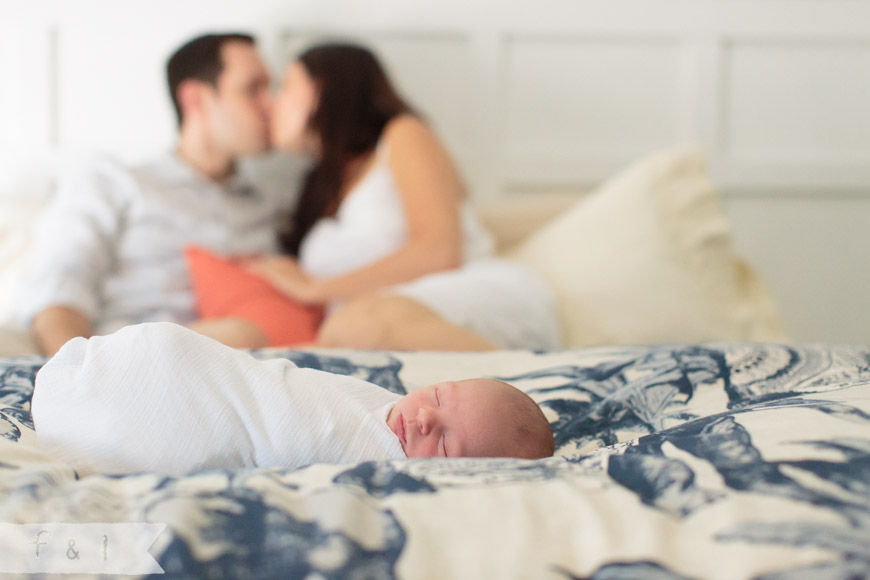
0;523;165;575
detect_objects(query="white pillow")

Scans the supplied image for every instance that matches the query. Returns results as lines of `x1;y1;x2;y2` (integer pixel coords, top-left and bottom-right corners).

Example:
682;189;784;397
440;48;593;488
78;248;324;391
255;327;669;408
511;147;787;348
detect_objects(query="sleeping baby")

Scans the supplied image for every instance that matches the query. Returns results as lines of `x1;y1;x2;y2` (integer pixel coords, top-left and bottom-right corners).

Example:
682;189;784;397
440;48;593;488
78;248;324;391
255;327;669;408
31;322;554;476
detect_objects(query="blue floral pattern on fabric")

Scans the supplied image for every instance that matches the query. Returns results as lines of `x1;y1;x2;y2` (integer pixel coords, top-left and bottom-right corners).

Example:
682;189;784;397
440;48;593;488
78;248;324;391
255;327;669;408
1;343;868;579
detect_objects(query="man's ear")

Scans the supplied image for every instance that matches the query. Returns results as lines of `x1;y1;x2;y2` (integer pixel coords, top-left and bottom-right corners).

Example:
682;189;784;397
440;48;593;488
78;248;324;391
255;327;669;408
177;79;207;122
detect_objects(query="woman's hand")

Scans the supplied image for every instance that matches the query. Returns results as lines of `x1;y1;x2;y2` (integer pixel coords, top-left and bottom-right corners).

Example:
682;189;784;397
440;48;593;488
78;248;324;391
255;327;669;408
243;255;321;304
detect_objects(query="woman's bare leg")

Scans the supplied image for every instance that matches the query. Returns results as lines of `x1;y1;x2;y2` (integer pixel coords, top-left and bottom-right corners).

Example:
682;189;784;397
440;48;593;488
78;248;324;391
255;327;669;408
186;318;269;349
317;295;498;351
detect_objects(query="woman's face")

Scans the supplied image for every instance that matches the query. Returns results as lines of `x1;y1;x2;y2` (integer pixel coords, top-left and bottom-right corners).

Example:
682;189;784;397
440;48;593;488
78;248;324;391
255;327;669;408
271;61;319;153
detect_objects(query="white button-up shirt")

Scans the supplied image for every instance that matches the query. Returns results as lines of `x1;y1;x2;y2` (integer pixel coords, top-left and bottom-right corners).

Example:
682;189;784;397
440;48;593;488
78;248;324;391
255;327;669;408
18;152;291;334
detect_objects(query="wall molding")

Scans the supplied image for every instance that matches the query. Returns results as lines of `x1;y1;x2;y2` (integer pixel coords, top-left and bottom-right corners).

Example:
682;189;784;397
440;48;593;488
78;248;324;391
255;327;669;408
2;2;869;198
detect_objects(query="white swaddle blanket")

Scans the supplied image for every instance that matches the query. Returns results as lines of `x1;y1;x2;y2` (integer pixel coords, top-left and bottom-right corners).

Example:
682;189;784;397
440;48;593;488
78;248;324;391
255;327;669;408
32;322;405;476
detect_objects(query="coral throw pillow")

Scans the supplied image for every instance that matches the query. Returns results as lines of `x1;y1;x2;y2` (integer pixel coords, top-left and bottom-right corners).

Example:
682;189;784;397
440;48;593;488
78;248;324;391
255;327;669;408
185;246;323;347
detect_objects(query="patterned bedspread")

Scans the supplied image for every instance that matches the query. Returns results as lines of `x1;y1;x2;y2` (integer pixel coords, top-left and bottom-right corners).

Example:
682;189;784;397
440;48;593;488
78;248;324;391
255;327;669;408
1;343;869;579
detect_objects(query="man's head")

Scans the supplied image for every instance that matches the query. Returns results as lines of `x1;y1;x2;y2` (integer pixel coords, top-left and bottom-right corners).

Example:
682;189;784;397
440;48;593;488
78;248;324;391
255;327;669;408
387;379;554;460
167;33;272;155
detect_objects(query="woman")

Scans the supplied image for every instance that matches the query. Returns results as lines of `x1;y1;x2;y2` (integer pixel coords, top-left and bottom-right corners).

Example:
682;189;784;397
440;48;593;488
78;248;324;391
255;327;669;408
197;43;560;351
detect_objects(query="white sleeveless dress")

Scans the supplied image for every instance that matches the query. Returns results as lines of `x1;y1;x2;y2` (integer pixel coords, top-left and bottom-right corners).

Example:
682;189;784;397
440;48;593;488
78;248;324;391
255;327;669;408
298;148;561;350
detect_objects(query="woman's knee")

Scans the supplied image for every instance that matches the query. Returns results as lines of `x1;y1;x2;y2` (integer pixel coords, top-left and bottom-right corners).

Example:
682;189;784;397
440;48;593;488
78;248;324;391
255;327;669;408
317;295;430;349
188;317;269;349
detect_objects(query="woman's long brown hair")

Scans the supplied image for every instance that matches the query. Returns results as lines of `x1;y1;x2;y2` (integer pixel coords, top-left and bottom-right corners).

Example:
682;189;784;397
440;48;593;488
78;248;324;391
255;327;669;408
279;43;414;256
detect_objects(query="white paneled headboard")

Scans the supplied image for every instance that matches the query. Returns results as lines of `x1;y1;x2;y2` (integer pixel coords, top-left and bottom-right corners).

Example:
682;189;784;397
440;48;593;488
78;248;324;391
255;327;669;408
4;0;870;195
1;0;869;342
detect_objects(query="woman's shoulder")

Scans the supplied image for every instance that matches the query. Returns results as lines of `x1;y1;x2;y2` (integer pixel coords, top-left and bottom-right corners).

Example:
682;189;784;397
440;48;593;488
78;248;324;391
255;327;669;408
381;114;438;149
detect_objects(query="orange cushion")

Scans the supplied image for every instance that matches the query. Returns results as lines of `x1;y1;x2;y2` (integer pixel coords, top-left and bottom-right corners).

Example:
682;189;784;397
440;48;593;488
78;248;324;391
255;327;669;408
185;246;324;347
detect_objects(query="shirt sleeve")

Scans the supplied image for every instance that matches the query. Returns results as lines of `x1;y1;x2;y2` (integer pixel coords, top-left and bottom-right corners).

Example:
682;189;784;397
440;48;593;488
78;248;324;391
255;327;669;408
16;157;137;326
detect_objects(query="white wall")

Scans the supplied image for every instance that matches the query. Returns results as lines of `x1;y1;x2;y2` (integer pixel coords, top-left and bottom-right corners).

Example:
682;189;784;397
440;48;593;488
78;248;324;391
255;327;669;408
1;0;868;343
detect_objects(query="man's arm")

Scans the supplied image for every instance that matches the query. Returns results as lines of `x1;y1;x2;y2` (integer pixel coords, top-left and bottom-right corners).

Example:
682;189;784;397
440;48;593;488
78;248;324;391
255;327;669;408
17;157;133;350
31;306;93;356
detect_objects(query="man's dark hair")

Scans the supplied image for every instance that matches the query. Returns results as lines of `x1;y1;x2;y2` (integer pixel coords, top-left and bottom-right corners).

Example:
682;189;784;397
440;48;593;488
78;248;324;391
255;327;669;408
166;33;256;127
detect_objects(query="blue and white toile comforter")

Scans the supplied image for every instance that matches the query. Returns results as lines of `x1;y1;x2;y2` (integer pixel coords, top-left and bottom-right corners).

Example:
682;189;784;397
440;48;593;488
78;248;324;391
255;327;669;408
1;343;869;579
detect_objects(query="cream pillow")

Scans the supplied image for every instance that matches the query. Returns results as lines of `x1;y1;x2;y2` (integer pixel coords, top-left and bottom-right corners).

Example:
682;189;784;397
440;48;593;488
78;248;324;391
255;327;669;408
510;147;787;348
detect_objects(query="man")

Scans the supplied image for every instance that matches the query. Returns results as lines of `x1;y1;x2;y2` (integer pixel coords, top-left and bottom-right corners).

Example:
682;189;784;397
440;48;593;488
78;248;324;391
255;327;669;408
19;33;290;355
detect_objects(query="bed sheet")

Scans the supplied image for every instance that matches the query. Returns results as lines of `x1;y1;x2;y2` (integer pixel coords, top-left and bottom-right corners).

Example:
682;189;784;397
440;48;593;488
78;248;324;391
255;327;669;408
1;343;869;579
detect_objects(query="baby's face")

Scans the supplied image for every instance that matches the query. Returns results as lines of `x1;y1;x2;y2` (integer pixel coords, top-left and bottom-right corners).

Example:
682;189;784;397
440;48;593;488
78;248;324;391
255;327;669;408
387;378;521;459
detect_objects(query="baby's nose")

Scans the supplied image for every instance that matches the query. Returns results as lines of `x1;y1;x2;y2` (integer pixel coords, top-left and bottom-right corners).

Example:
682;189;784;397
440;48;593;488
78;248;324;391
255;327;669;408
416;407;437;436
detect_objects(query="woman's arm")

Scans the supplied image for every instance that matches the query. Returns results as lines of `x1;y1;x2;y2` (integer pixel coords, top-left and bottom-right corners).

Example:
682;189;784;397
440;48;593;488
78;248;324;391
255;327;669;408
251;115;467;304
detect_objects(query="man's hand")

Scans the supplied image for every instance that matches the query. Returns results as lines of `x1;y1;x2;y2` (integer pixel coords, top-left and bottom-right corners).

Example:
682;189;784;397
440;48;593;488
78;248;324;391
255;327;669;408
243;255;321;304
31;306;93;356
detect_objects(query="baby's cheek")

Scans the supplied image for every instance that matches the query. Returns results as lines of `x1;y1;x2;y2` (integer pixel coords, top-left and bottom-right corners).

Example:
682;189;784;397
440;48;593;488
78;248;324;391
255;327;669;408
407;442;436;459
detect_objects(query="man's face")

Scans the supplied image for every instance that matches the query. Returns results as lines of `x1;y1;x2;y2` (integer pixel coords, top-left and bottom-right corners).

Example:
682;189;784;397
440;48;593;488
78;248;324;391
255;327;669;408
202;41;272;156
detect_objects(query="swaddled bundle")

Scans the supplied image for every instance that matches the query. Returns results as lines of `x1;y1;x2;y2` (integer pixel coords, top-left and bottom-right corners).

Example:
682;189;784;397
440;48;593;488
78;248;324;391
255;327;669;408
31;322;405;476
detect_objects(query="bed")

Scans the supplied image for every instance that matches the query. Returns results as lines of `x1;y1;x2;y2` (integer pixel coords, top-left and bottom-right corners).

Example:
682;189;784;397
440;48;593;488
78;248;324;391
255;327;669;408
2;341;869;579
1;146;864;578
